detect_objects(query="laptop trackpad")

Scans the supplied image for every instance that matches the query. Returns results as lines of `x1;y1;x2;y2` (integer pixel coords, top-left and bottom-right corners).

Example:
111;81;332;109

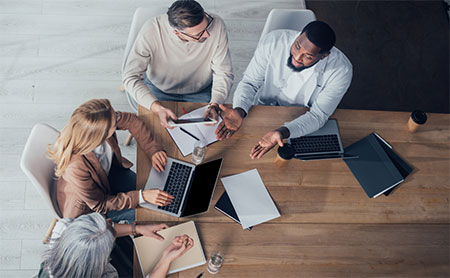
144;159;174;190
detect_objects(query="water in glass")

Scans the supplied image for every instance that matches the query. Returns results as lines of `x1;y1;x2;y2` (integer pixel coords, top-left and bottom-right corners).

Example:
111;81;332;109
192;140;206;164
207;252;224;274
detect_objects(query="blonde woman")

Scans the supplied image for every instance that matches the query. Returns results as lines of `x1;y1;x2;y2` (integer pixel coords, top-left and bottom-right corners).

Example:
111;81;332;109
48;99;174;223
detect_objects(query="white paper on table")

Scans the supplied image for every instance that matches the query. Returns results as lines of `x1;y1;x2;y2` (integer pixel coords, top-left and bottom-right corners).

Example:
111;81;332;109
221;169;280;229
166;105;222;156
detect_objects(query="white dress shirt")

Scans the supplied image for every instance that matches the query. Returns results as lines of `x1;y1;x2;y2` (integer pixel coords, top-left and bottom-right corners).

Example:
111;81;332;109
233;30;353;138
93;141;114;175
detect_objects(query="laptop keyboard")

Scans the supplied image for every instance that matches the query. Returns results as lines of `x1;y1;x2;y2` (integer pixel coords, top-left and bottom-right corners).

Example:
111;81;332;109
158;162;192;214
290;135;340;154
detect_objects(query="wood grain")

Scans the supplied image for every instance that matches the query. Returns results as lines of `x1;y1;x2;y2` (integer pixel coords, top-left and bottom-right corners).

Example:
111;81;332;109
137;102;449;277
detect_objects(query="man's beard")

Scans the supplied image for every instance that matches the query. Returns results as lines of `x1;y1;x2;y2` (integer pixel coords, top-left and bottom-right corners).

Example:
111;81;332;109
287;53;319;72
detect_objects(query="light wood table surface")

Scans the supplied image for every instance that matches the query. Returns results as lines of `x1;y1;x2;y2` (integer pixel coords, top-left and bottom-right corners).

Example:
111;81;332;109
135;101;449;277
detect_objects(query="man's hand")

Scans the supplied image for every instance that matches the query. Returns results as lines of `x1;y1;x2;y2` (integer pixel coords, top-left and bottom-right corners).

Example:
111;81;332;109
136;223;169;241
151;101;177;129
152;151;167;173
215;104;243;140
250;130;284;159
203;103;220;124
162;235;194;262
142;189;174;206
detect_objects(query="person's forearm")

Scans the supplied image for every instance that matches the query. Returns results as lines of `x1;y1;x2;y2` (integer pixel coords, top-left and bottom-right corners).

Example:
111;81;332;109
232;80;260;114
275;126;290;139
147;255;171;278
113;223;133;237
113;223;142;237
235;107;247;118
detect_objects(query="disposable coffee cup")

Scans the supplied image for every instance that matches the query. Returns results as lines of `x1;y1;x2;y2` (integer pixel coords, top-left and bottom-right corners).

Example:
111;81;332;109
407;110;427;133
275;144;295;167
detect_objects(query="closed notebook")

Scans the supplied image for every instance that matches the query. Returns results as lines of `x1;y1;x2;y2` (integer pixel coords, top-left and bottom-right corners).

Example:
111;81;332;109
372;133;413;196
133;221;205;276
344;133;410;198
215;191;252;230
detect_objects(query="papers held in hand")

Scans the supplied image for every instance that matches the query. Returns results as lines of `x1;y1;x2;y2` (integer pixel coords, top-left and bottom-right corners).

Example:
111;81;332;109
166;105;222;156
169;117;217;127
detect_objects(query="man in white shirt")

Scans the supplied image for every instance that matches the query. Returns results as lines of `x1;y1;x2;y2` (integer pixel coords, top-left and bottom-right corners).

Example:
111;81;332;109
123;0;233;128
215;21;353;159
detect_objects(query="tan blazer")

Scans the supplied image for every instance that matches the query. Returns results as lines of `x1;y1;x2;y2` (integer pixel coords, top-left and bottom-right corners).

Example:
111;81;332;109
56;111;163;218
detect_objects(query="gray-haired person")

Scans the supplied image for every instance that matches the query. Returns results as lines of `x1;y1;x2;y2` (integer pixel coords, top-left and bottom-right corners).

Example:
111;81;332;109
38;213;193;278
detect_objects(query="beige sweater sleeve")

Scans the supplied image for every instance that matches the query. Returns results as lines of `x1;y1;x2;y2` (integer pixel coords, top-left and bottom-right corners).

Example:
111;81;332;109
122;20;157;110
210;17;234;104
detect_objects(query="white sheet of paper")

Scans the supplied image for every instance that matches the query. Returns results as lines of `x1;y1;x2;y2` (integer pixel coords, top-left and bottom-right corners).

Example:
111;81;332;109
221;169;280;229
166;106;221;156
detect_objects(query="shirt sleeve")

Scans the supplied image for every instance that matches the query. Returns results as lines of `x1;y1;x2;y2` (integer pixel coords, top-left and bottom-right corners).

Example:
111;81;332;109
284;64;353;138
233;33;272;113
65;165;140;214
115;111;163;158
139;190;145;204
210;17;234;104
122;21;157;110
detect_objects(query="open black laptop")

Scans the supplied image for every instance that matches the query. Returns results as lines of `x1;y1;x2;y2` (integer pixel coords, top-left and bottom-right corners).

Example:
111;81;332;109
141;157;223;217
288;119;356;161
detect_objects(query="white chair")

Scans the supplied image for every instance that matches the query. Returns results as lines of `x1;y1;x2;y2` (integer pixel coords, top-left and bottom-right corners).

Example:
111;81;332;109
259;9;316;42
20;123;62;243
120;6;168;145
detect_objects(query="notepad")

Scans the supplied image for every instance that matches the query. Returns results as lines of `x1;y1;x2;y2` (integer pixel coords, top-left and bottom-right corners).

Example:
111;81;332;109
344;132;413;198
221;169;280;229
133;221;206;276
166;106;222;156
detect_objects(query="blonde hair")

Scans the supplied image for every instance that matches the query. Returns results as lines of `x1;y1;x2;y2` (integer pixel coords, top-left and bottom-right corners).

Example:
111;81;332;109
48;99;114;177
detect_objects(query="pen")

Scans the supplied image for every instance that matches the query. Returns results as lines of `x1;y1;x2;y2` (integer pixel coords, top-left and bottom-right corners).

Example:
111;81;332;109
196;272;204;278
180;127;200;141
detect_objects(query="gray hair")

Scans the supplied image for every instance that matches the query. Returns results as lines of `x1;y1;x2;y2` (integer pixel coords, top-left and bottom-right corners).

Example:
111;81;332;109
42;213;115;278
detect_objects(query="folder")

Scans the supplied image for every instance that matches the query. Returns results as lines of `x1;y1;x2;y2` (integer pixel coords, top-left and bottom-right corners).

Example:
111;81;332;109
215;191;252;230
344;133;413;198
220;169;280;229
133;221;205;276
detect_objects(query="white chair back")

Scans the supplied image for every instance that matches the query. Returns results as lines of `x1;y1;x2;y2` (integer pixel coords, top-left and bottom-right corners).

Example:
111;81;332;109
122;6;168;112
260;9;316;42
20;123;62;218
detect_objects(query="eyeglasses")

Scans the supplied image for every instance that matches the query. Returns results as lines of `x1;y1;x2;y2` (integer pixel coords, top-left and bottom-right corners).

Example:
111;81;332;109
178;13;214;41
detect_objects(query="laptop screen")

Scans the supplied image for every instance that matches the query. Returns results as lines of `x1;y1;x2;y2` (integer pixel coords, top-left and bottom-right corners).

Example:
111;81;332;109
181;158;223;217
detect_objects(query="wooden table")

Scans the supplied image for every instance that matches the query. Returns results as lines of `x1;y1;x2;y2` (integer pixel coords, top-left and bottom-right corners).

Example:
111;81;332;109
136;102;449;277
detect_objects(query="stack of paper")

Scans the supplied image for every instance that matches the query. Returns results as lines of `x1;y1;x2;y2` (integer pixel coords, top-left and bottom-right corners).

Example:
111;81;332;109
166;105;222;156
221;169;280;229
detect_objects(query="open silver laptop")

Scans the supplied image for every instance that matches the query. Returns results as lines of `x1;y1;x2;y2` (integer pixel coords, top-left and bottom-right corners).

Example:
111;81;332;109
141;157;223;218
288;119;356;160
